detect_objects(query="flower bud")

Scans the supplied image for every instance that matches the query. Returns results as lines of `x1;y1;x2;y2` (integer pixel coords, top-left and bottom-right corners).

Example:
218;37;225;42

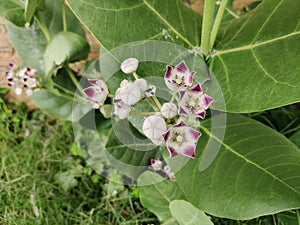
119;83;141;105
161;102;178;119
120;58;139;74
143;115;167;143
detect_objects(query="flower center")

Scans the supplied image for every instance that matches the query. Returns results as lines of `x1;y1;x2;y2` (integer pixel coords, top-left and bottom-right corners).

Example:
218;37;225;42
176;134;184;143
189;99;196;107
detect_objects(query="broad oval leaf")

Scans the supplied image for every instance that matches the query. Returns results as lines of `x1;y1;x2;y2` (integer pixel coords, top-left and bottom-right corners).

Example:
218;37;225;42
105;119;160;178
44;31;90;74
31;89;92;121
212;0;300;112
175;114;300;219
169;200;214;225
138;171;186;222
67;0;202;50
0;0;25;26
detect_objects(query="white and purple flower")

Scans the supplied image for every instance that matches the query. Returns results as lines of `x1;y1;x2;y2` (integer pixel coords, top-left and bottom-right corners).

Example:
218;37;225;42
178;83;214;119
149;159;163;171
164;60;196;91
162;120;201;158
83;79;109;108
6;63;37;96
120;58;139;74
161;102;178;119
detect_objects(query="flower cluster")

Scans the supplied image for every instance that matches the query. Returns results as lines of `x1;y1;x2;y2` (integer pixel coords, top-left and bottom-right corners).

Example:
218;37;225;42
6;62;37;95
143;60;213;159
149;159;175;181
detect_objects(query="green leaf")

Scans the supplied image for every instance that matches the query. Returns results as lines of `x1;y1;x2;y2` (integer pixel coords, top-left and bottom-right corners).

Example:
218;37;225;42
105;119;160;178
169;200;214;225
175;114;300;219
31;89;92;121
211;0;300;112
0;0;25;26
7;0;86;77
290;130;300;148
67;0;202;50
138;171;186;222
25;0;42;23
44;31;90;74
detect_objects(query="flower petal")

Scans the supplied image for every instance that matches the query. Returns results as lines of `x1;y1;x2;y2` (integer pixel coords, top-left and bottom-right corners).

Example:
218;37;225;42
188;71;196;85
190;83;202;93
162;130;170;142
164;65;173;79
188;128;201;142
83;86;96;99
203;94;214;108
182;145;196;158
197;111;206;119
178;106;188;116
173;120;187;128
175;61;189;73
167;146;180;158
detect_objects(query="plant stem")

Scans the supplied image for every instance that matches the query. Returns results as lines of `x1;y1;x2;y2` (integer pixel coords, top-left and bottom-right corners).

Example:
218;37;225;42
210;0;229;49
200;0;215;56
62;0;67;32
53;83;88;102
132;71;139;80
65;67;84;96
35;13;51;42
130;111;156;116
152;96;162;110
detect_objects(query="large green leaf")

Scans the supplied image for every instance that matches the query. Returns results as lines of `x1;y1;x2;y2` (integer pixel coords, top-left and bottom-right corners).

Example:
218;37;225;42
7;0;85;77
175;114;300;219
31;89;92;121
44;31;90;74
0;0;25;26
169;200;214;225
67;0;202;50
211;0;300;112
138;171;186;222
105;119;160;178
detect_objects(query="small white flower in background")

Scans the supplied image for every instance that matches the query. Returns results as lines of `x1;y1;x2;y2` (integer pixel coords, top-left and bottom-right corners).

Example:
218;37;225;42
164;165;175;181
142;115;167;145
113;85;132;119
83;79;109;108
149;159;163;171
161;102;178;119
120;58;139;74
6;63;38;96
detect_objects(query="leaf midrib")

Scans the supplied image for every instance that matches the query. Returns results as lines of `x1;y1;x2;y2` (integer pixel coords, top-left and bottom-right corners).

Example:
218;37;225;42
200;125;300;196
215;30;300;56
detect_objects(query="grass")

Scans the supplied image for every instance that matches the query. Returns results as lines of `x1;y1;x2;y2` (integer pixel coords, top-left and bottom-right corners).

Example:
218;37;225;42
0;90;158;225
0;88;299;225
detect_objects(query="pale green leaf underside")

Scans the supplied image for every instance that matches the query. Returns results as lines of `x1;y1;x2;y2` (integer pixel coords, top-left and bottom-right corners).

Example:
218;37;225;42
169;200;214;225
212;0;300;112
138;172;186;222
176;114;300;219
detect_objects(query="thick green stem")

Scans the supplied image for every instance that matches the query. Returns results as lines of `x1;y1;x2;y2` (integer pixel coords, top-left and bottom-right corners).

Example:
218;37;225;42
200;0;215;56
62;0;67;32
35;13;51;42
210;0;229;49
65;67;84;96
130;111;156;116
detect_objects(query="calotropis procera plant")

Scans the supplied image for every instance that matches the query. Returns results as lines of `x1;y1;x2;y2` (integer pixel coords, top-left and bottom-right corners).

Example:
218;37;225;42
1;0;300;224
